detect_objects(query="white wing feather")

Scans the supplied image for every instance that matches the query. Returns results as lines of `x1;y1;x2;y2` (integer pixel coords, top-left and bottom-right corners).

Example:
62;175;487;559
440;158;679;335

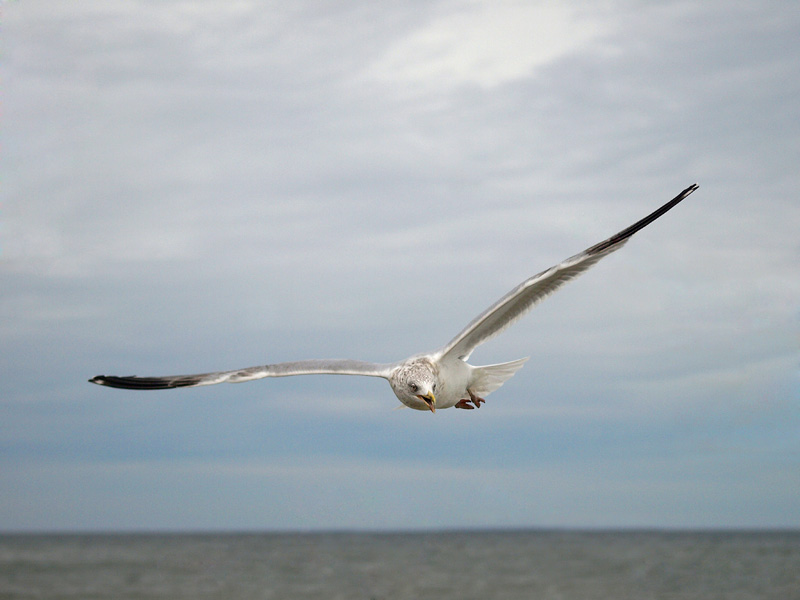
90;359;395;390
437;184;698;361
90;184;697;392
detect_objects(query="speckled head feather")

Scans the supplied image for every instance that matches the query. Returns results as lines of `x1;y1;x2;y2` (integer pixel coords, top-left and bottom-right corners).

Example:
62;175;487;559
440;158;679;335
388;358;439;411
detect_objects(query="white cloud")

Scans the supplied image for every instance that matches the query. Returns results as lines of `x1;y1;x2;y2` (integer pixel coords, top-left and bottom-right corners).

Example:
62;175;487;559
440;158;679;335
366;1;605;90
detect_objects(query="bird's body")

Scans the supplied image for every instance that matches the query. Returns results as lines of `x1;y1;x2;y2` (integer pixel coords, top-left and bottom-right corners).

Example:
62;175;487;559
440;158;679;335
91;184;698;412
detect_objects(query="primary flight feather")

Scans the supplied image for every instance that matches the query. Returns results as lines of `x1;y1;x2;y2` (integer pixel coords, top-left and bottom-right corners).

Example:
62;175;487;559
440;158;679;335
90;184;698;412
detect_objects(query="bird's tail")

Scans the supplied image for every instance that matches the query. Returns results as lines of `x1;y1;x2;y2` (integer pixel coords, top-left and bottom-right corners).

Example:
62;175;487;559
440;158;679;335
470;357;529;397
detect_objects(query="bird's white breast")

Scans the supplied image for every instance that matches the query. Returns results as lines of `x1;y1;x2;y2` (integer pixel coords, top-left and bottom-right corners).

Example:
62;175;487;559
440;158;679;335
433;356;473;409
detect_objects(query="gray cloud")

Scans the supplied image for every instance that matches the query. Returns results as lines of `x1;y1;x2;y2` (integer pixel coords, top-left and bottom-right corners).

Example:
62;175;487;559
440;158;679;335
2;0;798;531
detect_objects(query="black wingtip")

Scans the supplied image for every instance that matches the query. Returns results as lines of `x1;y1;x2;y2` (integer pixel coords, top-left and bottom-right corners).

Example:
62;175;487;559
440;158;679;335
89;375;147;390
88;374;198;390
586;183;699;256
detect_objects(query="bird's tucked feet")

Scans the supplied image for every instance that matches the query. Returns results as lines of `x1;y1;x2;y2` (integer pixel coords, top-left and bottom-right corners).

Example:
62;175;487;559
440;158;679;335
455;390;486;409
468;390;485;408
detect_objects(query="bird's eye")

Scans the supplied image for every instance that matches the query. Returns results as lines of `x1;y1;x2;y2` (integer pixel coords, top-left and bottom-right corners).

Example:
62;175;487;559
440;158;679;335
409;383;418;392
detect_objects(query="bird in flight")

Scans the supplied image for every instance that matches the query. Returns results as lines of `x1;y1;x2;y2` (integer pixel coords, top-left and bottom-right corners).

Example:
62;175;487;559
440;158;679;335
91;184;698;413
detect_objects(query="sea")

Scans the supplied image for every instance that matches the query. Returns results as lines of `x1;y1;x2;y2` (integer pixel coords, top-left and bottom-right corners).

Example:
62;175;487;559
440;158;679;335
1;530;798;599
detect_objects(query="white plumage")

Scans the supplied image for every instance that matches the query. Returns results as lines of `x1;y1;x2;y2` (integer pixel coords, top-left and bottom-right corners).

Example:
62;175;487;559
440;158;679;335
90;184;698;412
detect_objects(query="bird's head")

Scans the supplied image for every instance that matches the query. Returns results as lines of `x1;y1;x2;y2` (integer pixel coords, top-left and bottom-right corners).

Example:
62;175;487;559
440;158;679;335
390;359;438;412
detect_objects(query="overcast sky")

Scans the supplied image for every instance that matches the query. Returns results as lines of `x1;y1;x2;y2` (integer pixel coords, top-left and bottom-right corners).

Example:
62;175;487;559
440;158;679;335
2;1;798;532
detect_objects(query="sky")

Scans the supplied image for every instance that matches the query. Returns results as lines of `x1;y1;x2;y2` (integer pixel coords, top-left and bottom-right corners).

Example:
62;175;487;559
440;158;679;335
2;0;798;533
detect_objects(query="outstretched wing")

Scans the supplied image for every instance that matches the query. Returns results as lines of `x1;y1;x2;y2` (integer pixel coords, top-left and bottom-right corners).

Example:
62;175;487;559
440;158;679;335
437;184;698;361
90;359;394;390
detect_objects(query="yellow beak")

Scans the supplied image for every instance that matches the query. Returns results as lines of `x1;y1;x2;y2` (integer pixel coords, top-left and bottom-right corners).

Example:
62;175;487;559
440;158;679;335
417;393;436;413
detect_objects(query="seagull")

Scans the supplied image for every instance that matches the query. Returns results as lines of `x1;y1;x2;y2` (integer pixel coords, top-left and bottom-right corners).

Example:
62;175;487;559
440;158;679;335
90;184;698;412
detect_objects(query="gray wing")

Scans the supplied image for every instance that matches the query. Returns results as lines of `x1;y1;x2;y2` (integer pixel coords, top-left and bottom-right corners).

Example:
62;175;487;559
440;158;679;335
89;359;394;390
437;184;698;361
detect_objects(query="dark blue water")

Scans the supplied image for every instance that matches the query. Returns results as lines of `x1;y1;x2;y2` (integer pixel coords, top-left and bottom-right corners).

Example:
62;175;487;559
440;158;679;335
1;530;798;599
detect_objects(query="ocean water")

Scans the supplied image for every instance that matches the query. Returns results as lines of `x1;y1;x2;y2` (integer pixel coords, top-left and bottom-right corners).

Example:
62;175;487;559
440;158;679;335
0;530;798;599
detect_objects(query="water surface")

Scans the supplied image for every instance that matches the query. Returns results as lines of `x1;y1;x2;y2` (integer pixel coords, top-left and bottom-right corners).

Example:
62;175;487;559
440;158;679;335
1;530;798;599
